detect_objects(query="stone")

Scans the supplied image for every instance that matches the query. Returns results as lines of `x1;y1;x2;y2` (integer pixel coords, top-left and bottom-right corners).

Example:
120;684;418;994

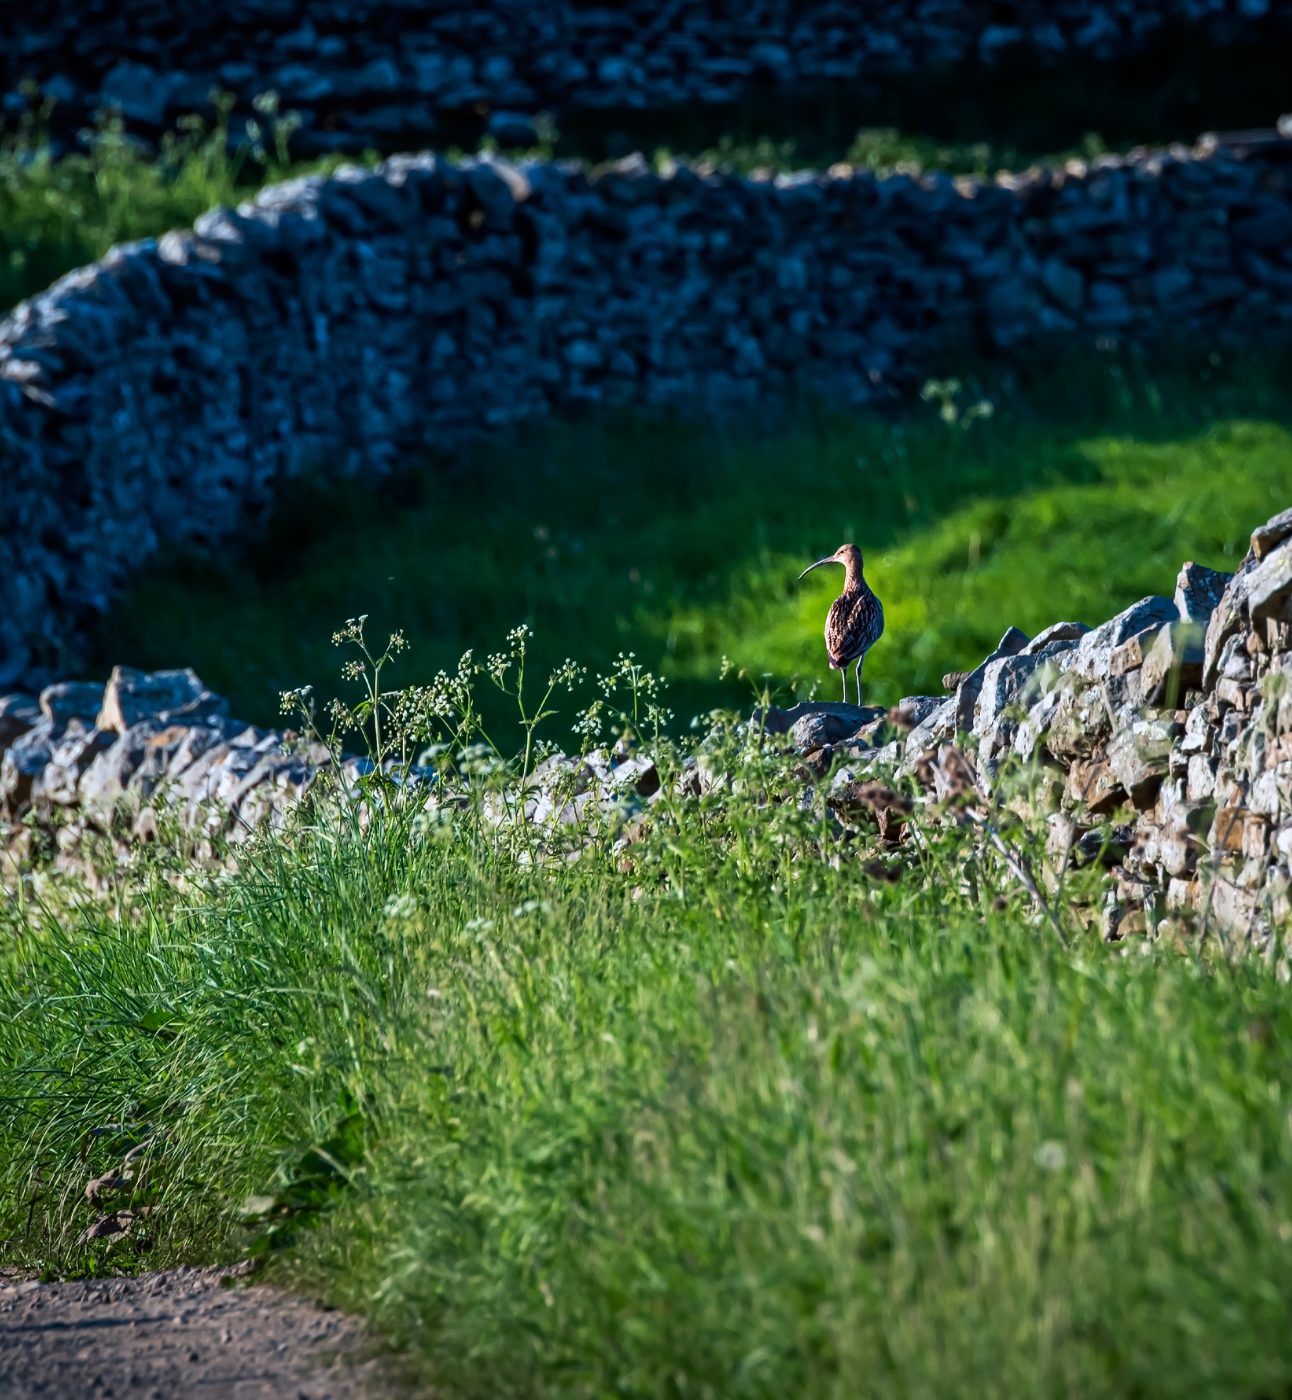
99;62;182;126
954;626;1030;734
901;698;955;758
607;755;660;799
1251;508;1292;561
1109;632;1153;677
972;652;1044;737
1204;559;1259;690
1106;717;1180;809
1150;267;1193;307
790;707;885;751
1068;596;1179;681
827;779;913;843
1013;686;1065;762
0;695;39;750
1039;258;1084;312
1044;679;1110;759
465;159;529;221
39;681;104;725
1246;548;1292;627
78;725;157;812
166;724;230;777
754;702;883;740
1174;561;1231;623
97;666;230;735
1202;877;1261;943
32;725;114;806
1067;756;1126;817
892;696;944;730
1232;206;1292;252
1139;622;1206;704
0;719;57;817
1021;621;1089;655
486;111;540;146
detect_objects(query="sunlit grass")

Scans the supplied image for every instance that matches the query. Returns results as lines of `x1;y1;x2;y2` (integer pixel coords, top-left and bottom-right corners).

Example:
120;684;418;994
96;349;1292;746
0;100;362;310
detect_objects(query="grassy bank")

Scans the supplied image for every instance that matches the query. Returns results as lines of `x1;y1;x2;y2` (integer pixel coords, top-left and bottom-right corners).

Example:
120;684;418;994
2;716;1292;1397
93;346;1292;751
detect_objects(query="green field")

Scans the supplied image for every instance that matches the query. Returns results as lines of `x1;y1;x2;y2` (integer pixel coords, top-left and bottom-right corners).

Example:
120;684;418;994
95;347;1292;750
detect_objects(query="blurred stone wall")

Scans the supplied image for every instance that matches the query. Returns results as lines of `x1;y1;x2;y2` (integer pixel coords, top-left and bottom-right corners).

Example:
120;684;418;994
3;1;1277;153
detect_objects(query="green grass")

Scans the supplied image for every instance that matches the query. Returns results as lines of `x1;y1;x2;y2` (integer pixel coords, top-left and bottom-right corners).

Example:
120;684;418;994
0;100;330;311
94;347;1292;749
3;744;1292;1398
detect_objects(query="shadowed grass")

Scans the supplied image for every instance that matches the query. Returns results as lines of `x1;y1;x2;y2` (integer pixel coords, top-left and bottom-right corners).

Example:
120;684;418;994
0;102;331;311
96;347;1292;747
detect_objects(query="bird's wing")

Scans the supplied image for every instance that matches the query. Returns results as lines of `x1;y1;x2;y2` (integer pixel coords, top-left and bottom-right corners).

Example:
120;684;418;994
826;592;883;667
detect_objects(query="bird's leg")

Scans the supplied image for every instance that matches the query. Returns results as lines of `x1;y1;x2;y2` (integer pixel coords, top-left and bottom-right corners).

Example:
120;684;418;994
840;667;847;704
854;655;864;707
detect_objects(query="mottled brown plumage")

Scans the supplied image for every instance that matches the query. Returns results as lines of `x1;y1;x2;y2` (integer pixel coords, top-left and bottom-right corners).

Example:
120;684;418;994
798;543;885;705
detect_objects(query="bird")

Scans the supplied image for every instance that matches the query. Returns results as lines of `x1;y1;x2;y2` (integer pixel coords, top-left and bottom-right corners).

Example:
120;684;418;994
798;543;885;706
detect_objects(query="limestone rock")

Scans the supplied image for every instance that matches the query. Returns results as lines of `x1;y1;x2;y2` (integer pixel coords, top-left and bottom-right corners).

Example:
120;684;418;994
1;720;58;818
1246;547;1292;627
1106;716;1180;810
1066;755;1126;817
96;666;230;735
755;702;883;743
39;682;104;725
954;625;1030;734
32;724;115;807
1068;596;1178;681
1139;622;1205;704
1021;621;1089;655
892;696;944;730
1174;561;1231;623
1250;507;1292;562
0;695;39;751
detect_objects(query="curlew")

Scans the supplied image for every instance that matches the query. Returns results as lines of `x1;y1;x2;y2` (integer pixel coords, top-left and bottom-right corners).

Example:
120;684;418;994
798;543;885;705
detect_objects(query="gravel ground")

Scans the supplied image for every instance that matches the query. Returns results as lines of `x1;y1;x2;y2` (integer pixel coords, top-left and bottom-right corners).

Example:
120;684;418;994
0;1265;396;1398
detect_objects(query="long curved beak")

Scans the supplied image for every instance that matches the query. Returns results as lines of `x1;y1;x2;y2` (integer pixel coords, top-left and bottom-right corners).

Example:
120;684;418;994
798;557;836;580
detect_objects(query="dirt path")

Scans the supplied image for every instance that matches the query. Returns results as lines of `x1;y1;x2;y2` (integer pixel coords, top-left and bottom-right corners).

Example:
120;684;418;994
0;1265;395;1398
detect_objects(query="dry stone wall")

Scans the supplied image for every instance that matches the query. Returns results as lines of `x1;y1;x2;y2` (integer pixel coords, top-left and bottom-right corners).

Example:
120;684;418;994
4;1;1279;154
4;134;1292;687
6;509;1292;953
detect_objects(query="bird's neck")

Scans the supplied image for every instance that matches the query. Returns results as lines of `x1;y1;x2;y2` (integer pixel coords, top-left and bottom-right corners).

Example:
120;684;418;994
841;559;865;590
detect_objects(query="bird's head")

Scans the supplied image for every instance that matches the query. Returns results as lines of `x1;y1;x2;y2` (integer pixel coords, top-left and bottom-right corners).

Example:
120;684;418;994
798;543;863;580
